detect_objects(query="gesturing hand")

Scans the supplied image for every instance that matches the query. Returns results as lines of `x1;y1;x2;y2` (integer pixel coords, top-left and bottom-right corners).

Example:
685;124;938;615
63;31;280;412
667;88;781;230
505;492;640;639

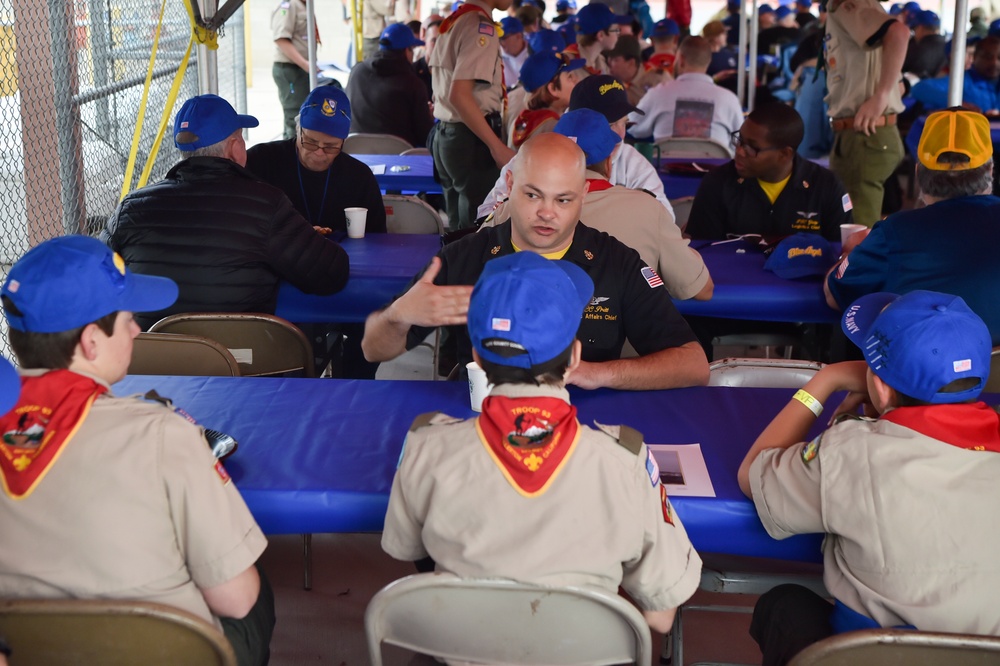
390;257;474;328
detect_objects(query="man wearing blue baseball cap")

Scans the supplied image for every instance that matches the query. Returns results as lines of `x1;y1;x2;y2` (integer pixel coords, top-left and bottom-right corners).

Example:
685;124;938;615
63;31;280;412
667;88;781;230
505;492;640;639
507;50;585;147
575;2;620;73
902;9;946;79
363;131;710;390
739;290;1000;663
344;23;434;148
500;17;529;88
0;236;274;666
382;250;701;633
644;18;681;71
106;94;349;330
552;0;576;23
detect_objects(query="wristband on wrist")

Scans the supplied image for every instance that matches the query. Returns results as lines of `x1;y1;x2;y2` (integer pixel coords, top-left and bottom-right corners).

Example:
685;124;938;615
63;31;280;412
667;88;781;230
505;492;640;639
792;389;823;417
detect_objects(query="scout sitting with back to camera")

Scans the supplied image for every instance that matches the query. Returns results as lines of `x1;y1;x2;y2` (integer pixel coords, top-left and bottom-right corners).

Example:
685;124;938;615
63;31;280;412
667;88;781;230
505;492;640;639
381;251;702;632
738;289;1000;665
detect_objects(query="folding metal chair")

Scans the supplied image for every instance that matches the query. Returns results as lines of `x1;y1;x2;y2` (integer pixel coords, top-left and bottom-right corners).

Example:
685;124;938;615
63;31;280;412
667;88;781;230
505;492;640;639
656;136;734;158
129;332;241;377
343;132;414;155
383;194;444;235
708;357;825;388
789;627;1000;666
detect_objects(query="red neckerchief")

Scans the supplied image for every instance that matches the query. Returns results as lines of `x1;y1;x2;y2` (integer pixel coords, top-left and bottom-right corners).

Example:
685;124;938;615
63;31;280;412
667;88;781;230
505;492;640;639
585;178;614;192
647;53;675;70
439;3;491;33
475;395;580;497
512;109;560;147
0;370;108;499
880;402;1000;452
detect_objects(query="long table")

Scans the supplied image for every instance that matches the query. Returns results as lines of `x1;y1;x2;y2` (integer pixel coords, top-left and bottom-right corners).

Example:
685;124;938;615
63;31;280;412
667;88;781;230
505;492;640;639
354;154;441;194
275;233;440;324
674;239;841;323
113;376;825;563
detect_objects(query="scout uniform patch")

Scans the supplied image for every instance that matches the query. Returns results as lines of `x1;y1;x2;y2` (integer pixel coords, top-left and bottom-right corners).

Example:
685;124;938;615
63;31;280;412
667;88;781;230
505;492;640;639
660;484;674;525
801;435;821;464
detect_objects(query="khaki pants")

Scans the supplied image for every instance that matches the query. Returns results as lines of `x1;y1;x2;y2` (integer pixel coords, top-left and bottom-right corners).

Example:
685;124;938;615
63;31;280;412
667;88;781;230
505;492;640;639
829;124;903;228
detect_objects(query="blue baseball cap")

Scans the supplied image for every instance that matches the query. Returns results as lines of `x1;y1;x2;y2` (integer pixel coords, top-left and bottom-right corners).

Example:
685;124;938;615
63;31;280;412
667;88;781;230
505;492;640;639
759;4;775;14
520;51;585;92
775;5;795;19
889;2;903;15
576;3;615;35
2;236;178;333
569;74;643;122
902;1;921;13
557;19;578;45
554;108;621;164
299;86;352;139
527;29;567;54
380;22;424;50
173;95;258;151
0;357;20;415
651;18;680;37
763;233;834;279
556;0;577;10
500;17;524;36
912;9;939;27
469;252;594;372
842;291;991;403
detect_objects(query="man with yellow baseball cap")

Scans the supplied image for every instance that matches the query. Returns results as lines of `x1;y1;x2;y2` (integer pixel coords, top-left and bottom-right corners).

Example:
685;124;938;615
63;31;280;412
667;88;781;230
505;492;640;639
824;108;1000;344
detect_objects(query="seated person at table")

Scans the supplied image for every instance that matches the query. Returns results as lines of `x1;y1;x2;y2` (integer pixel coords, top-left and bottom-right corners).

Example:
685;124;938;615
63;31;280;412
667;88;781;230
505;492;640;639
382;251;702;632
245;86;387;235
362;132;710;390
0;236;274;666
738;290;1000;665
910;36;1000;115
486;109;714;301
104;94;349;329
825;108;1000;344
687;104;854;242
506;50;585;149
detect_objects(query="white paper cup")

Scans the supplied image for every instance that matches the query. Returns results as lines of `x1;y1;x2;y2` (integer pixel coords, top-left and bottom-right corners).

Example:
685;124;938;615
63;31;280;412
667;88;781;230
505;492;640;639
345;207;368;239
467;361;492;412
840;223;867;247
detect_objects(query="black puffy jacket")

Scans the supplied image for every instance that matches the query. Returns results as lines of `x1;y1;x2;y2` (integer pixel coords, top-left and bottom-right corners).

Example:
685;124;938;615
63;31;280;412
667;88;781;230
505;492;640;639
105;156;350;329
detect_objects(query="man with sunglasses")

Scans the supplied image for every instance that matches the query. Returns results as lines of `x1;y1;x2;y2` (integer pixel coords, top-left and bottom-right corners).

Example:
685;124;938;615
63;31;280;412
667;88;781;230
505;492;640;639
686;103;853;241
245;86;387;236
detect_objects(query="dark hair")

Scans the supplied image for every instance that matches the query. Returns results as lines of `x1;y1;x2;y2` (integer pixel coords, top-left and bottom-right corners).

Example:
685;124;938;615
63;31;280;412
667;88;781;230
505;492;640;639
894;377;983;407
406;20;421;36
3;296;118;370
526;71;565;110
746;102;805;151
916;154;993;199
479;345;573;387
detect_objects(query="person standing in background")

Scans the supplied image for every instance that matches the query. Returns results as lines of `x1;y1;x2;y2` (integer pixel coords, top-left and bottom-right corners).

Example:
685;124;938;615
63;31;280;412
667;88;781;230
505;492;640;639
271;0;313;139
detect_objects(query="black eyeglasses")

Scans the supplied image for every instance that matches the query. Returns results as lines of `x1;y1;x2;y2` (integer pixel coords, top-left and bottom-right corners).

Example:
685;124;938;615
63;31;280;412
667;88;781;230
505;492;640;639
730;131;782;159
299;130;343;154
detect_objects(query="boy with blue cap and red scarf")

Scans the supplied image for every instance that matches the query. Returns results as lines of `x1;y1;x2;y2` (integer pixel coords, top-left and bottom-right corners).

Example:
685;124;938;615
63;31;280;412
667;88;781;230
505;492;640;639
382;251;701;633
739;290;1000;665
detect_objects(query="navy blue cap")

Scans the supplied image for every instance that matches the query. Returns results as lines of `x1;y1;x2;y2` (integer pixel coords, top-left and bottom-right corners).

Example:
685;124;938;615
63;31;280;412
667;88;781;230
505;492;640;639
557;19;578;45
299;86;352;139
520;51;585;92
912;9;939;27
651;18;680;37
842;291;991;403
554;108;622;164
556;0;577;10
469;252;594;372
2;236;178;333
500;16;524;36
379;22;424;50
569;74;644;121
889;3;903;15
763;233;834;279
0;357;19;415
903;1;921;12
775;5;795;19
759;3;775;14
576;3;615;34
527;29;567;53
173;95;258;151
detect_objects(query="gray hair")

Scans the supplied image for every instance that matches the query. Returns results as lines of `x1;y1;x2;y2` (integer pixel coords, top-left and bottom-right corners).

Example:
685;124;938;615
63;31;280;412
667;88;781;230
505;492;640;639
916;156;993;199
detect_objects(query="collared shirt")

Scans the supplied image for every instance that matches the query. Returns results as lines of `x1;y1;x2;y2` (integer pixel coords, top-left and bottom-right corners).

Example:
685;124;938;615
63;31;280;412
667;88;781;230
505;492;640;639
628;72;745;148
686;154;853;241
430;0;504;122
271;0;308;62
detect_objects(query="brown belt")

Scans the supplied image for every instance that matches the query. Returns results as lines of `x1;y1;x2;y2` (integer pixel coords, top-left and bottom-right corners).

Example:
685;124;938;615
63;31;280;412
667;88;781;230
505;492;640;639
830;113;897;132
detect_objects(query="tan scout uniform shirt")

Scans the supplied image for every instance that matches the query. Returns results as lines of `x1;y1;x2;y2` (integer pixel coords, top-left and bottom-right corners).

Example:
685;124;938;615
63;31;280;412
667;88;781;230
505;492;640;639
383;383;702;612
430;0;504;123
363;0;412;41
824;0;904;118
485;171;710;300
272;0;309;64
0;370;266;629
750;416;1000;634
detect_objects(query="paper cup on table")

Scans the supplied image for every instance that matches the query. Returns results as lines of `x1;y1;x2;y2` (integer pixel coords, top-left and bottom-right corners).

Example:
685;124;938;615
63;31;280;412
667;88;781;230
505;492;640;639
467;361;492;412
345;207;368;239
840;223;867;246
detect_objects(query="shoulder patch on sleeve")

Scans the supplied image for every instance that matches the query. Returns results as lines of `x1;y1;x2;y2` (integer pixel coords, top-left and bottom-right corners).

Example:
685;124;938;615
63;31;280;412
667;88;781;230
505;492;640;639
593;421;645;455
801;434;821;464
640;266;664;289
408;412;463;432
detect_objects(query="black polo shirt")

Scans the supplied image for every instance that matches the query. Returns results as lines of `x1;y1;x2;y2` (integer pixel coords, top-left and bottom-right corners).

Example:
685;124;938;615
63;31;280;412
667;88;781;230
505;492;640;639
402;221;697;368
686;154;853;242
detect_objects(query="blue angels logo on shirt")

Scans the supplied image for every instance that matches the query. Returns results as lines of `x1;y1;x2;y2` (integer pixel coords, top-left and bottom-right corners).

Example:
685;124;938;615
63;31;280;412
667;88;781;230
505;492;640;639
321;98;337;116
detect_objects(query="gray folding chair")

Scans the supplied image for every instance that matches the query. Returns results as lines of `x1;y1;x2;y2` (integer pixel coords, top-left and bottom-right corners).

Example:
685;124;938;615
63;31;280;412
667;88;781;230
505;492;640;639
708;357;825;388
0;598;236;666
366;572;652;666
129;332;241;377
343;132;414;155
789;628;1000;666
399;147;430;156
670;196;695;232
656;136;733;158
382;194;444;234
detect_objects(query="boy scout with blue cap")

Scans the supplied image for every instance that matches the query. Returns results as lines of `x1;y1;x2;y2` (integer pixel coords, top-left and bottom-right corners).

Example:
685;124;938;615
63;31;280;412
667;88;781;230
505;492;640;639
382;251;701;633
738;290;1000;664
0;236;274;666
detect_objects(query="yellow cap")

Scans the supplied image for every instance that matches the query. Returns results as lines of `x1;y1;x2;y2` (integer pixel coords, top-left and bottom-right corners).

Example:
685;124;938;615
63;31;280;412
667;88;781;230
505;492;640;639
917;109;992;171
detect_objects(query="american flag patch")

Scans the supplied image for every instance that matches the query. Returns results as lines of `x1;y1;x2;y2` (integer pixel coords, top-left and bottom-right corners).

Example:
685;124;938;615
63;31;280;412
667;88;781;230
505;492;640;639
954;359;972;372
836;255;849;279
641;266;663;288
492;317;511;331
842;193;852;212
479;22;494;35
180;121;189;128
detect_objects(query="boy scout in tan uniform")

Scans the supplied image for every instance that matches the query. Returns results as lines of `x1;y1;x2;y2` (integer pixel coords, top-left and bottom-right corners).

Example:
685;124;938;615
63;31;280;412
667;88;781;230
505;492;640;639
382;251;702;633
362;0;411;59
272;0;312;139
430;0;516;229
824;0;908;227
739;290;1000;664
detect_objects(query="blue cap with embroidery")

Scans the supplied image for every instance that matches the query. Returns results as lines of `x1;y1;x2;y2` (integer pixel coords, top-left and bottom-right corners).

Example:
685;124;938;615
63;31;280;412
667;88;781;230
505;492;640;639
651;18;680;37
469;252;594;372
841;291;991;403
173;95;258;151
500;16;524;35
2;236;178;333
763;233;834;279
520;51;585;91
576;3;615;34
554;108;622;164
380;22;424;50
299;86;352;139
0;357;19;415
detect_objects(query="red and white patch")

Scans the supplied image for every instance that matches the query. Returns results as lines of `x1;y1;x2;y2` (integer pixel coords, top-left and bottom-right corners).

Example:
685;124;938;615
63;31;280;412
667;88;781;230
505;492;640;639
660;484;674;525
492;317;511;332
641;266;663;289
954;359;972;372
836;255;849;279
841;193;853;212
215;460;232;485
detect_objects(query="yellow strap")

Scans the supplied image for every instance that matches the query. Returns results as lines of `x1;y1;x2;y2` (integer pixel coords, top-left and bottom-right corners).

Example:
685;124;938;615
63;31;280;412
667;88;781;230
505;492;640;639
136;38;194;188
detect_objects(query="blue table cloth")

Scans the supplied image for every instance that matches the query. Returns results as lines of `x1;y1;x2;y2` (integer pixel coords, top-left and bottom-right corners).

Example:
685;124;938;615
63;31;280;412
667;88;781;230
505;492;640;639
114;376;827;563
355;154;441;194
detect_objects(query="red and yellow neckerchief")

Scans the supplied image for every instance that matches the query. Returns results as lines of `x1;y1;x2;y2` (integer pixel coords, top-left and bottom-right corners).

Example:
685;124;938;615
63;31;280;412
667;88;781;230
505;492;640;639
439;3;492;33
512;109;560;147
585;178;614;192
881;402;1000;453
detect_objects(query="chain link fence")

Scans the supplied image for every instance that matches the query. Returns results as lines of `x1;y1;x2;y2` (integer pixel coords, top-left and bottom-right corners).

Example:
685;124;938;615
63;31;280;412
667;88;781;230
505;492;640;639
0;0;247;360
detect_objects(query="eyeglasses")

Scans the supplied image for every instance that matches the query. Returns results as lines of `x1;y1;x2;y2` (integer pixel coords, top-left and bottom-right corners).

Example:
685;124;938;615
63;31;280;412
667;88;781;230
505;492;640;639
730;131;782;159
607;26;621;34
299;131;343;154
